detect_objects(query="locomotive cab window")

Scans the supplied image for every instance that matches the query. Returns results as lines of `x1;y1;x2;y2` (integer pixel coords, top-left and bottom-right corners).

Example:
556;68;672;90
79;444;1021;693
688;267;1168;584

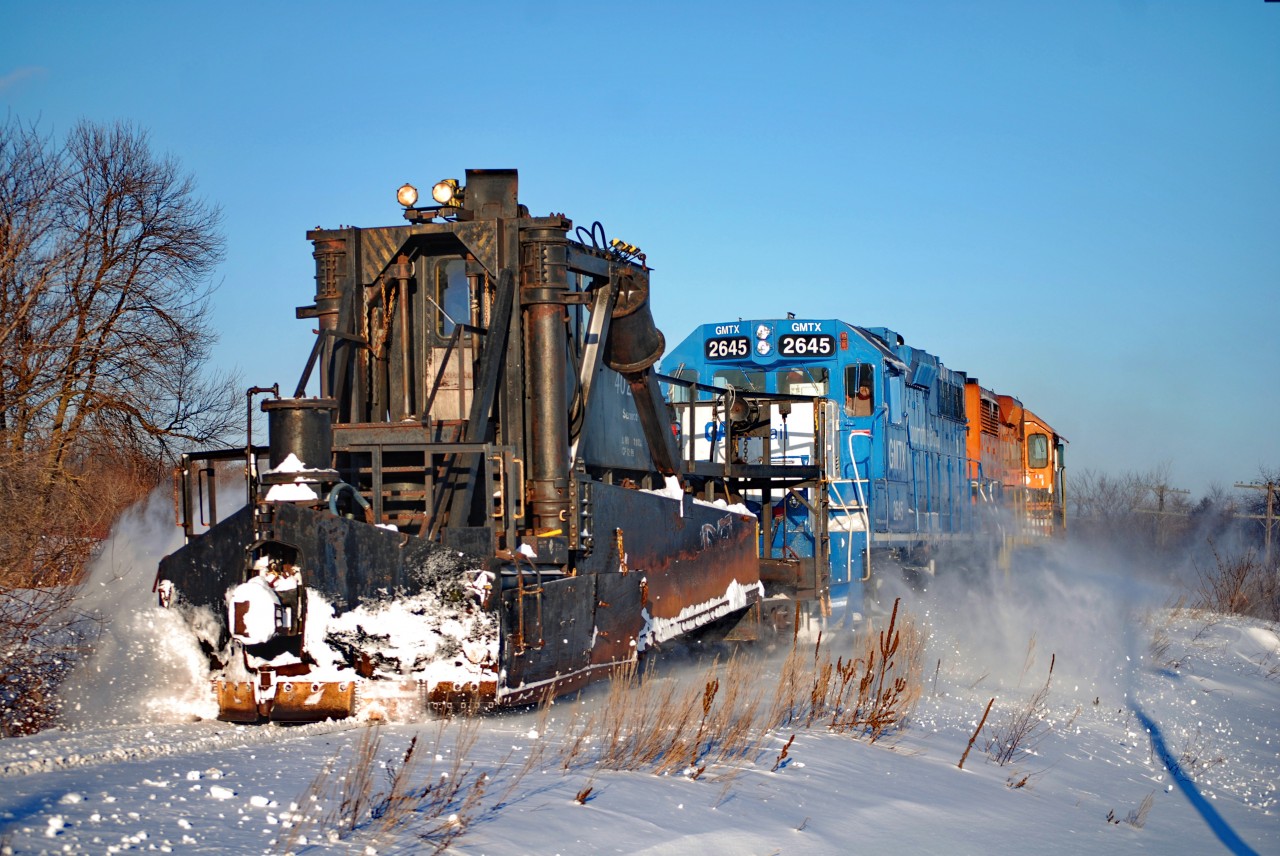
887;373;904;424
777;367;829;396
1028;432;1050;469
844;364;875;417
713;369;765;393
435;258;470;336
666;368;698;403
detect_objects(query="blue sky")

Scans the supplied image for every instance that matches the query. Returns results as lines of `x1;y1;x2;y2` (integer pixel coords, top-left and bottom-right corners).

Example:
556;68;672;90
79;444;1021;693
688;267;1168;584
3;1;1277;497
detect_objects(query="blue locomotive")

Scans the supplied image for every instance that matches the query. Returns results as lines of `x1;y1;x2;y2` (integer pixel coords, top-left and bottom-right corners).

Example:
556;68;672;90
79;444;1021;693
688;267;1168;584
661;318;1063;617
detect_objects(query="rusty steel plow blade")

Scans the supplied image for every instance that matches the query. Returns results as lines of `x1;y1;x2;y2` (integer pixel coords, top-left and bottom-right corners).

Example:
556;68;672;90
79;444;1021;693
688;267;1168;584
214;679;357;723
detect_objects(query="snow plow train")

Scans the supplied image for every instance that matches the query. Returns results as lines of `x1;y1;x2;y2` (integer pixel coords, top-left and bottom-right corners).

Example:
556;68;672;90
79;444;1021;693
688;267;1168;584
157;170;813;722
157;169;1066;723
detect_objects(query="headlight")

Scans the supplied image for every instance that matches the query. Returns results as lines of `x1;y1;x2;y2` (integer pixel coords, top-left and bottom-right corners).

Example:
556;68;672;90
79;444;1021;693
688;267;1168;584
396;183;418;208
756;340;772;356
432;178;462;206
755;324;771;340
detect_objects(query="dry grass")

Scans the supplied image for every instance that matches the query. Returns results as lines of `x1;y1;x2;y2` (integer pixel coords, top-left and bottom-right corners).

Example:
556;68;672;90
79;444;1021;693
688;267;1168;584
283;599;932;852
278;719;490;855
986;652;1055;766
768;598;925;743
1175;727;1225;776
557;653;772;777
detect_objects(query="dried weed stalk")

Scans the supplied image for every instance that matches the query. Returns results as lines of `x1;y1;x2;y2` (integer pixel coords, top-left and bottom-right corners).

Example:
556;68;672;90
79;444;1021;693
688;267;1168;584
958;697;994;770
1107;792;1155;828
986;653;1054;766
768;598;924;743
772;734;796;772
279;719;490;855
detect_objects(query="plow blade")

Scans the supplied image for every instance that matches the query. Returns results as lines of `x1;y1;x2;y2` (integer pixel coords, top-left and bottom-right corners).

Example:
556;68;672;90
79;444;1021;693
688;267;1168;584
214;680;260;723
270;680;357;722
214;679;357;723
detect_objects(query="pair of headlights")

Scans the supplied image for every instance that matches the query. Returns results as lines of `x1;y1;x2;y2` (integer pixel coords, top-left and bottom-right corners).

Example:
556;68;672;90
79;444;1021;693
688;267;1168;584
397;178;461;209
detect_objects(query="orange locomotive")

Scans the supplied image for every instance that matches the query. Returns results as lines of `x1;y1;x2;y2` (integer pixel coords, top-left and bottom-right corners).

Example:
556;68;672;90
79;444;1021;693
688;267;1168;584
964;380;1066;543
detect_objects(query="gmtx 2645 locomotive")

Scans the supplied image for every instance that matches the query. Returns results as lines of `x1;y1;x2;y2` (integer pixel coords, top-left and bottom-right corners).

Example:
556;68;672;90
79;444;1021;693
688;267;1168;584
661;319;1066;617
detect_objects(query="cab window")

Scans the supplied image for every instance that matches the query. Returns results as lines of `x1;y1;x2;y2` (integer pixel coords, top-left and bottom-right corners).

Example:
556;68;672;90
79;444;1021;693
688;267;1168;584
713;369;765;393
666;368;698;403
776;367;829;396
844;364;875;416
436;258;470;336
1028;433;1050;469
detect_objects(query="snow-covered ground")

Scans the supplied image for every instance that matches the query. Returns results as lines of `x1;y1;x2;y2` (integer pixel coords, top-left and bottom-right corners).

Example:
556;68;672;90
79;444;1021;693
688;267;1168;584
1;503;1277;855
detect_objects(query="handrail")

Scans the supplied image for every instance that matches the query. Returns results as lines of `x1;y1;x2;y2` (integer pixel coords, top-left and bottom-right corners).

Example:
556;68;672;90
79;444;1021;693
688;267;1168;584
845;431;873;581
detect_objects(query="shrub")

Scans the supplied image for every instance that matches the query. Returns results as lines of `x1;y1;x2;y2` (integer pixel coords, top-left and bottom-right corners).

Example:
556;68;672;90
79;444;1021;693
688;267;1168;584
1194;545;1279;622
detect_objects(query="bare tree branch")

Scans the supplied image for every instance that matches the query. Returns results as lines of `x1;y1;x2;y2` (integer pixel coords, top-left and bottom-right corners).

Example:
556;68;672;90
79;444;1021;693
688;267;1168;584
1;116;239;585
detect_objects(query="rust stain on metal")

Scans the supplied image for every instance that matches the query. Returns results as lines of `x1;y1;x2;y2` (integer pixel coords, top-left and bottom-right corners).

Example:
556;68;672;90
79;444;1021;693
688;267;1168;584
427;680;498;714
232;601;249;638
214;680;259;723
271;680;357;722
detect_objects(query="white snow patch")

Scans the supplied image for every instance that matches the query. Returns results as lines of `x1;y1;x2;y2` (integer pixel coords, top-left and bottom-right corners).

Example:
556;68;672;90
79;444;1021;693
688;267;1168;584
264;481;320;502
225;576;281;645
316;584;499;693
644;476;753;516
265;453;315;474
692;496;753;515
263;453;328;501
639;578;763;650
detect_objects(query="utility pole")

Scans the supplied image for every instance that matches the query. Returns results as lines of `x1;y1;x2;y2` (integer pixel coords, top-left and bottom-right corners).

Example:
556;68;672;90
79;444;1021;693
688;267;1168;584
1140;482;1190;550
1235;481;1278;569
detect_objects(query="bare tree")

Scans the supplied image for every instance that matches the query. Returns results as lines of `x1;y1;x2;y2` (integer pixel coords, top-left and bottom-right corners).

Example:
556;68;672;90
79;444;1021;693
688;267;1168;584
1;118;238;729
2;117;239;527
1069;464;1200;560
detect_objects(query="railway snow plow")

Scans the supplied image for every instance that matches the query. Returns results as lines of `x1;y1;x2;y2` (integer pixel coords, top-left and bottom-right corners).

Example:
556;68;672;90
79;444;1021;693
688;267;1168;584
156;170;790;722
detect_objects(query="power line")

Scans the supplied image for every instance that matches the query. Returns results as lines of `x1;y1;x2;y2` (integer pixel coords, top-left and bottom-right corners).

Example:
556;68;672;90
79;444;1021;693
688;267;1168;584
1234;481;1278;569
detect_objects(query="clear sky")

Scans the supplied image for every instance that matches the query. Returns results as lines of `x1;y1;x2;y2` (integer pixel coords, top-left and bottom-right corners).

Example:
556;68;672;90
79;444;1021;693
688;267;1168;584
3;1;1277;497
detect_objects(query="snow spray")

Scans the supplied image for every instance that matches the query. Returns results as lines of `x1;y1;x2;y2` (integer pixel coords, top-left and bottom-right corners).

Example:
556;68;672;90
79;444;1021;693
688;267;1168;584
885;541;1180;706
57;487;242;727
